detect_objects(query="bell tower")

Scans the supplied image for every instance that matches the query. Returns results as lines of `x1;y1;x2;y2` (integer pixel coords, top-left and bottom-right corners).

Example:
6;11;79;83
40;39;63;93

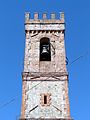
20;12;73;120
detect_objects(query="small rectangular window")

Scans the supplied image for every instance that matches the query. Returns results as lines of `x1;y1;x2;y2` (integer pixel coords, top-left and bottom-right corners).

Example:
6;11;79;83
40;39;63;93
44;95;47;104
40;93;51;106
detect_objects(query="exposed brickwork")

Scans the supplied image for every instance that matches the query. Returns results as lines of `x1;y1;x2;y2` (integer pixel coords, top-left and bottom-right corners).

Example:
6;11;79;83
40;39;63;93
65;81;70;118
24;30;66;73
21;81;27;119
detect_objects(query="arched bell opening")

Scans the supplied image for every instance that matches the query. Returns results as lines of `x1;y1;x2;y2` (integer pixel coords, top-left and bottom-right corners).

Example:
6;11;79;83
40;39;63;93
40;37;51;61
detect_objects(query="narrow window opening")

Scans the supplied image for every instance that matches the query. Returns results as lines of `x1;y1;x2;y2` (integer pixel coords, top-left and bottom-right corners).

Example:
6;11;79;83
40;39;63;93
40;37;51;61
44;95;47;104
40;93;51;106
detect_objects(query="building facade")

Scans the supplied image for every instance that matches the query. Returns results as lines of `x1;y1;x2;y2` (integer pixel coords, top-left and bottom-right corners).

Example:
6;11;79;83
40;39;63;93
20;12;72;120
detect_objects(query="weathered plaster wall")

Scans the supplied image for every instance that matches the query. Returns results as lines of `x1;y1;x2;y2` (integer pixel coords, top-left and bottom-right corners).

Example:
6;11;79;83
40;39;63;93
25;81;70;119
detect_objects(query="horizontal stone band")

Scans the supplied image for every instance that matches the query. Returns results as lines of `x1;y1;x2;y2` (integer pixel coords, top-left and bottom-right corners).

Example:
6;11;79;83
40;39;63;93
22;72;68;81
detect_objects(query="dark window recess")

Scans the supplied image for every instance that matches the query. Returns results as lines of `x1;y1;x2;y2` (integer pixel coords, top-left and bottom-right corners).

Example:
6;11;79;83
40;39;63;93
44;95;47;104
40;37;51;61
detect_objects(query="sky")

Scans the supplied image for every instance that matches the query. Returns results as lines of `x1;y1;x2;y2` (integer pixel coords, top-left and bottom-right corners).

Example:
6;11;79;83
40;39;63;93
0;0;90;120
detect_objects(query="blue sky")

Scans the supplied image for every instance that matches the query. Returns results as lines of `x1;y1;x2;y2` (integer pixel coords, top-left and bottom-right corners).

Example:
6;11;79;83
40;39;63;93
0;0;90;120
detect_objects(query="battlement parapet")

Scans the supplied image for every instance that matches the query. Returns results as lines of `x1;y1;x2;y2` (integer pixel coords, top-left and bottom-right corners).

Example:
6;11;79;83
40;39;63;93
25;12;65;24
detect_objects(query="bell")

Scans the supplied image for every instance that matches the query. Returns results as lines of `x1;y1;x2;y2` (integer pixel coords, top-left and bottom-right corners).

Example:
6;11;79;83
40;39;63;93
41;45;49;54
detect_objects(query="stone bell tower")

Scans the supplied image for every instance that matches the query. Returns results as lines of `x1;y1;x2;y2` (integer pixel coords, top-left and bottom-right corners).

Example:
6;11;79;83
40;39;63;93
20;12;72;120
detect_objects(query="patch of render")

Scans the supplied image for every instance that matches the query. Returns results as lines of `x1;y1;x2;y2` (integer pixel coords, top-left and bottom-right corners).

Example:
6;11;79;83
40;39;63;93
25;81;69;119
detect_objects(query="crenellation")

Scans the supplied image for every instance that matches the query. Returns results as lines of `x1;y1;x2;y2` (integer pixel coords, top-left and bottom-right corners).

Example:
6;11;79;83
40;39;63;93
42;13;47;20
51;13;56;19
34;12;39;20
25;12;65;24
60;12;65;22
25;12;30;21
